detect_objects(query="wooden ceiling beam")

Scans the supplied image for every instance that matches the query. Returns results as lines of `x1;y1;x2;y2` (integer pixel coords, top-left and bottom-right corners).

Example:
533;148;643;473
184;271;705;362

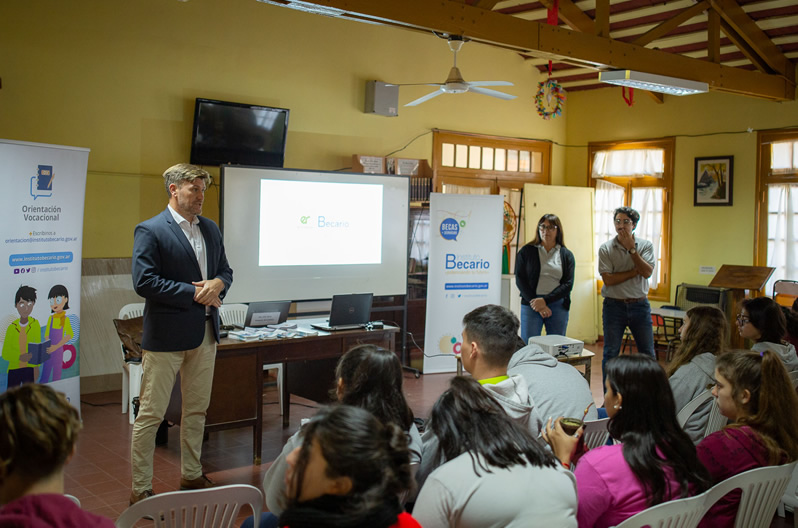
707;9;721;63
719;18;773;74
473;0;502;9
270;0;794;101
709;0;794;81
594;0;610;37
538;0;595;34
632;1;709;47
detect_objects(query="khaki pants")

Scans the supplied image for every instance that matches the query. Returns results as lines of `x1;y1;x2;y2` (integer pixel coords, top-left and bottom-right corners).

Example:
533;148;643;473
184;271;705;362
131;321;216;493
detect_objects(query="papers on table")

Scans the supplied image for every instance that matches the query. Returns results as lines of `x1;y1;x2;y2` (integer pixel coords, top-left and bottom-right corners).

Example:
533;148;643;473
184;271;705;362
227;326;318;341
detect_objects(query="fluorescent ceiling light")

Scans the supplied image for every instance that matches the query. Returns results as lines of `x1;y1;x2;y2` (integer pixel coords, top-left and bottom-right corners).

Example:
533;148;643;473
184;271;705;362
599;70;709;96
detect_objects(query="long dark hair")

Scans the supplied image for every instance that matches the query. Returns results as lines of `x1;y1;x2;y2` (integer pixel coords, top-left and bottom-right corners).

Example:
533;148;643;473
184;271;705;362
606;355;711;505
333;344;414;431
666;306;728;377
741;297;786;344
528;213;565;247
429;376;557;475
716;350;798;464
285;405;412;520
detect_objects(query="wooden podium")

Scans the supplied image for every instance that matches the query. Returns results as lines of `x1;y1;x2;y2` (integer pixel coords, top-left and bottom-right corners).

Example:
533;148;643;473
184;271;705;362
709;265;775;348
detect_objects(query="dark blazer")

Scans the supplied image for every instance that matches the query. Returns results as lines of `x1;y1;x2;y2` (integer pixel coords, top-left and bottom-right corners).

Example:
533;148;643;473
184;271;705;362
515;244;575;310
132;208;233;352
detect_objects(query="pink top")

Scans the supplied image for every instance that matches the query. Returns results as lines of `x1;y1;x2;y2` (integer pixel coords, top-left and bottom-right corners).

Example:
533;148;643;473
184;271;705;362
575;444;685;528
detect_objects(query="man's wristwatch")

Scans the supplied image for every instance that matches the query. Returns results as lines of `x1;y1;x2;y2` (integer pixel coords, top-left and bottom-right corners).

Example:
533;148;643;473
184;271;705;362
628;247;637;255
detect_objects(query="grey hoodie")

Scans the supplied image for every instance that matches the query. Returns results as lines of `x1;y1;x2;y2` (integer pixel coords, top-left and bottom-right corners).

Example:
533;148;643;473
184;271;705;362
751;341;798;374
507;344;598;425
669;352;716;444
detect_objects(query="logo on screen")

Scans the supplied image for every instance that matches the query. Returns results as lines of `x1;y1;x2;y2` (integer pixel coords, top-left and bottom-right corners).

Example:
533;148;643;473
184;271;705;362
31;165;54;200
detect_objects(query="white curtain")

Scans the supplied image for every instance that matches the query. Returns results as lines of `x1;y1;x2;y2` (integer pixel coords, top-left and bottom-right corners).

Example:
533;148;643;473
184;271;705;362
441;183;491;195
592;149;664;179
771;141;798;174
766;184;798;295
594;180;624;279
631;188;663;290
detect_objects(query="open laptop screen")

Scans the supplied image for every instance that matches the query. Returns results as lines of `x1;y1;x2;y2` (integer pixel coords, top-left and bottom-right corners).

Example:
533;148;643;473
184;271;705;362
244;301;291;328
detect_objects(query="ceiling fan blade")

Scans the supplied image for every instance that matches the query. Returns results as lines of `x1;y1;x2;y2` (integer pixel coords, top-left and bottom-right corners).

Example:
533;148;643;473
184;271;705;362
467;81;514;87
405;90;444;106
385;82;444;87
468;86;517;100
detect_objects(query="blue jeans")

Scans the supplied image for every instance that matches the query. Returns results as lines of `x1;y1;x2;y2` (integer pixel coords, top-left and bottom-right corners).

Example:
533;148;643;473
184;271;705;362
520;299;569;343
602;297;655;381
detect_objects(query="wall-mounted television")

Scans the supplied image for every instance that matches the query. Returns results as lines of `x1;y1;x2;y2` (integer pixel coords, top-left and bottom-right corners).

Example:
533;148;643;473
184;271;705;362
189;98;289;168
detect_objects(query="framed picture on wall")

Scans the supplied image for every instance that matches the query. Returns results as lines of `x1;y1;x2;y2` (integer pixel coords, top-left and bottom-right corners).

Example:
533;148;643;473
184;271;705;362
694;156;733;206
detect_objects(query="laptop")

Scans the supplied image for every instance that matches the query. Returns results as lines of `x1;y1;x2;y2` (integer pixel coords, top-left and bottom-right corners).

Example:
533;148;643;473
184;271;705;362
311;293;373;332
244;301;292;328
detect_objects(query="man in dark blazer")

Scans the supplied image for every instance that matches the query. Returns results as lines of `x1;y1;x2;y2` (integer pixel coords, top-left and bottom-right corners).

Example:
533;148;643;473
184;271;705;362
129;163;233;504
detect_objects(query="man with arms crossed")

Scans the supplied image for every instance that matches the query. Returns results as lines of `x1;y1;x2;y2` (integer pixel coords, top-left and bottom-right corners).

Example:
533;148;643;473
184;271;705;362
130;164;233;504
598;206;655;381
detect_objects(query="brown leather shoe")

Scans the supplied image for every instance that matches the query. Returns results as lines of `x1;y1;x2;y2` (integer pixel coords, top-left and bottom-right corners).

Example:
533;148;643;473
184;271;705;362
129;489;154;505
180;474;214;490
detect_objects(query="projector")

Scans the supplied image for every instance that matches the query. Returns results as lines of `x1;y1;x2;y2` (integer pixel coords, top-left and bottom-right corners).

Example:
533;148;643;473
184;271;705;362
528;334;584;357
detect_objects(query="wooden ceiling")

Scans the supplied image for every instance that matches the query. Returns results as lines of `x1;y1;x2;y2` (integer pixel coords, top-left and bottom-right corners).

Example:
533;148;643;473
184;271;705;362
258;0;797;101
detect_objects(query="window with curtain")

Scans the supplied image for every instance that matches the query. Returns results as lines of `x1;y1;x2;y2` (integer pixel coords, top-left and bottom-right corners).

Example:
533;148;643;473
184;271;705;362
588;138;675;301
755;132;798;295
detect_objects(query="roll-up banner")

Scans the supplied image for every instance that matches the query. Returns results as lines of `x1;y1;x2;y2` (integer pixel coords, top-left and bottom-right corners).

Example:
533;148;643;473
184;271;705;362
423;193;503;374
0;139;89;414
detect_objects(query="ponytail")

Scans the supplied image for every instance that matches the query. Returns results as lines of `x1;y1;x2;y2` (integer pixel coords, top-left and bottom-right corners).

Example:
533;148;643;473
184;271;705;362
717;350;798;463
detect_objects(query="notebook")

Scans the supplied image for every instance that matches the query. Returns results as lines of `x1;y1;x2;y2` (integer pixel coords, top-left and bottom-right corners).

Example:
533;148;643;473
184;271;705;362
244;301;291;328
311;293;373;332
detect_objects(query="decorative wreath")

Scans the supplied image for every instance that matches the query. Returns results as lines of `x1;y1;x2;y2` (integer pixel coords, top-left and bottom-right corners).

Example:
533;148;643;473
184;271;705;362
535;78;566;120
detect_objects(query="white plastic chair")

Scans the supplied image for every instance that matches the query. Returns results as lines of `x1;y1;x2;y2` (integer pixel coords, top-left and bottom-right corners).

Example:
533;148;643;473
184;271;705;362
115;484;263;528
582;418;611;450
676;389;727;439
613;492;706;528
219;303;284;416
702;461;797;528
119;303;145;424
777;463;798;526
64;494;81;506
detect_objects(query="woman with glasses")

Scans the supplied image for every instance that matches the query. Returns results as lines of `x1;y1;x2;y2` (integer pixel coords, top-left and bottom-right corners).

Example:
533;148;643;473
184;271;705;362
737;297;798;373
667;306;728;443
696;349;798;527
515;213;575;343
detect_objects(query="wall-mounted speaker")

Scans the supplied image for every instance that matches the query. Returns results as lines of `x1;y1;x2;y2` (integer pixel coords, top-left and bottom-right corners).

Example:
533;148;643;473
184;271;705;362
365;81;398;117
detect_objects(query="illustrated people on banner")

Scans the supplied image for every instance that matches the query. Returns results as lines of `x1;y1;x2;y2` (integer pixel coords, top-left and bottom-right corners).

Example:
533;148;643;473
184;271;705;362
40;284;73;383
2;285;43;388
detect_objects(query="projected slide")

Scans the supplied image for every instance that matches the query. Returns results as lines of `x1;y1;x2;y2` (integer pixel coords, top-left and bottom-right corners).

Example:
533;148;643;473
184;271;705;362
258;179;383;266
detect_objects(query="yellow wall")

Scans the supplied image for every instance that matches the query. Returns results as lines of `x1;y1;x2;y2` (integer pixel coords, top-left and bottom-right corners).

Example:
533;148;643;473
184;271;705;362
0;0;566;257
563;86;798;303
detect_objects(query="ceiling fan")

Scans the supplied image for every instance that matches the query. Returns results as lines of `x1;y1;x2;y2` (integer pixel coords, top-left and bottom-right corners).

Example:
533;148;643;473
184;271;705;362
393;36;516;107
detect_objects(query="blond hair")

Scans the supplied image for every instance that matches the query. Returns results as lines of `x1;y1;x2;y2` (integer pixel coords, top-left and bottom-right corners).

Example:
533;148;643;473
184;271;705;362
162;163;212;197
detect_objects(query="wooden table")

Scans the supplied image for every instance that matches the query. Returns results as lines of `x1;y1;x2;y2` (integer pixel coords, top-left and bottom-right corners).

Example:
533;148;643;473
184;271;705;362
207;322;398;463
456;349;595;387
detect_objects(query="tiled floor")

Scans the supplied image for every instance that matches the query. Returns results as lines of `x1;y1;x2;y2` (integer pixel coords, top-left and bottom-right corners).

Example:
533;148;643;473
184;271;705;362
67;343;792;526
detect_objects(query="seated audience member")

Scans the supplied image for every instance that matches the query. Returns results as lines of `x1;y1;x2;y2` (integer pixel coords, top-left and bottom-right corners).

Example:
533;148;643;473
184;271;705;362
781;298;798;350
257;344;418;523
545;355;711;528
276;405;419;528
738;297;798;373
413;376;577;528
415;305;542;495
0;384;114;527
508;340;597;424
667;306;728;443
696;349;798;527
